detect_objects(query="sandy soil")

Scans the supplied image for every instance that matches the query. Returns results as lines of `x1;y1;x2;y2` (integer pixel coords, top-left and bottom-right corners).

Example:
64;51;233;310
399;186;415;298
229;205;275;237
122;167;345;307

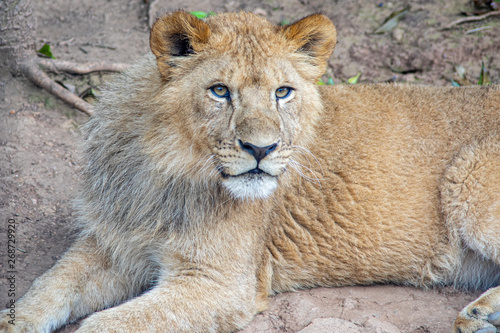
1;0;499;332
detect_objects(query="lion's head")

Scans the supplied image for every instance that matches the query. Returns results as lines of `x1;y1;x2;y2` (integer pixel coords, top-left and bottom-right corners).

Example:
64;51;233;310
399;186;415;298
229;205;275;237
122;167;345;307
147;11;336;200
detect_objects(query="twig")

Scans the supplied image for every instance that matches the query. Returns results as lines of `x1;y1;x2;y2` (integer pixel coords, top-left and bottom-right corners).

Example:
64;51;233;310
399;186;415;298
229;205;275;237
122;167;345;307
443;10;500;30
38;58;128;74
83;42;117;50
466;26;493;34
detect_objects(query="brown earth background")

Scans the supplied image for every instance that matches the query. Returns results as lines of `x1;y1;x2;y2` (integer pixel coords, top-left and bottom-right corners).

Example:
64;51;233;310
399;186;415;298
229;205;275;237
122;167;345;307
1;0;499;332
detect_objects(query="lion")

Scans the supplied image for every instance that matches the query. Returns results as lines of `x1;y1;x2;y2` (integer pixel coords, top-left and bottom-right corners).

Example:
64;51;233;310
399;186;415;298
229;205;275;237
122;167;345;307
1;10;500;333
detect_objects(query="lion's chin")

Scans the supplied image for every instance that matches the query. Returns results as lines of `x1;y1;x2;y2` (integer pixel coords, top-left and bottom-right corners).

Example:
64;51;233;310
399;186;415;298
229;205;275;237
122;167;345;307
222;173;278;200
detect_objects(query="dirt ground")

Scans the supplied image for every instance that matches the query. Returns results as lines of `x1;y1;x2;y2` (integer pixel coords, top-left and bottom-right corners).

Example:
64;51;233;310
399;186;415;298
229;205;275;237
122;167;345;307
1;0;499;332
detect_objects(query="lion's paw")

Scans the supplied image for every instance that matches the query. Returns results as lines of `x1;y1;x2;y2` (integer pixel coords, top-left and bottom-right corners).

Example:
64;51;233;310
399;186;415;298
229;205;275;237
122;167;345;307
453;308;500;333
452;286;500;333
0;309;36;333
0;309;17;333
0;308;55;333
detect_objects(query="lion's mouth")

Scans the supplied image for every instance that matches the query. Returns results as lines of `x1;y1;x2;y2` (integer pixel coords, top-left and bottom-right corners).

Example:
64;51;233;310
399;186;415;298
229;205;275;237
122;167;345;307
246;168;265;174
221;168;272;178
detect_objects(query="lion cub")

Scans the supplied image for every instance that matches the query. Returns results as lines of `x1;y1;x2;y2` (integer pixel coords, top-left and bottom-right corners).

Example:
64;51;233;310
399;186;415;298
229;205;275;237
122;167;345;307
1;10;500;333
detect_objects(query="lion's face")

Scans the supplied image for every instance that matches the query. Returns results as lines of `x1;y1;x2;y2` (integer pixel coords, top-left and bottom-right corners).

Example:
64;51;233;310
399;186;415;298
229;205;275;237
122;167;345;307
186;54;312;200
148;12;336;200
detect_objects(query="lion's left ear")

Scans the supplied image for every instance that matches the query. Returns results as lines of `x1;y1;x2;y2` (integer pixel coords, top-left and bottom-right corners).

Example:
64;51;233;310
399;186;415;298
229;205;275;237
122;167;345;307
150;11;211;80
281;14;337;79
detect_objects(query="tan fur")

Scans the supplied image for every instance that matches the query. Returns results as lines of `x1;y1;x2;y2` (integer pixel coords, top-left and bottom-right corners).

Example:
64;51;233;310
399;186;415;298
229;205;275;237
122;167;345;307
1;11;500;333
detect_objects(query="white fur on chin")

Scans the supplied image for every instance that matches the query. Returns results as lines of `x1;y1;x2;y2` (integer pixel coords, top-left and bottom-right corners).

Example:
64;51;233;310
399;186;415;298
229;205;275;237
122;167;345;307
222;174;277;200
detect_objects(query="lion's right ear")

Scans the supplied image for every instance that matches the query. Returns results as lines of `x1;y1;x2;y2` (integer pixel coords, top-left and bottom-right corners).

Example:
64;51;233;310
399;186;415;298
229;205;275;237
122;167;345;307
150;11;211;80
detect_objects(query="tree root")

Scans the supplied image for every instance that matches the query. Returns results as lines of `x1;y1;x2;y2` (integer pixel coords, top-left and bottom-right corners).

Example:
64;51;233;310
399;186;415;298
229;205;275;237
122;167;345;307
38;59;128;75
23;57;128;115
443;10;500;30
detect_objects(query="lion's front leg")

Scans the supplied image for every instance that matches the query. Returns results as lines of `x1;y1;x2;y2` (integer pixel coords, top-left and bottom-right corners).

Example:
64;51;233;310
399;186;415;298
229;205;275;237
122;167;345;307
0;236;145;333
76;266;259;333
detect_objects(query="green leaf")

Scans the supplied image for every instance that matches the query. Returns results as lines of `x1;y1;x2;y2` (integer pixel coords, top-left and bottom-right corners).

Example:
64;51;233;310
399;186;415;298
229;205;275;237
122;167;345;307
450;79;461;87
478;61;491;85
347;72;362;84
190;11;215;19
373;5;411;34
327;77;335;85
317;78;325;85
190;11;209;19
37;44;56;59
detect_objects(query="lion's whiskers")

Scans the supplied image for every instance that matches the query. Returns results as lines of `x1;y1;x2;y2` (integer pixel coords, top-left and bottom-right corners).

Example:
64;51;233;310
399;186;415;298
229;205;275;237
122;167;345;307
288;158;323;187
292;145;325;177
286;146;324;186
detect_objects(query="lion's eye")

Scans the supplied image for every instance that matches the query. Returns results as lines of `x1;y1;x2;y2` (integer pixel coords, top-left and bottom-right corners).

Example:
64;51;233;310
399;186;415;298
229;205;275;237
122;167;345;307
210;85;230;99
275;87;293;99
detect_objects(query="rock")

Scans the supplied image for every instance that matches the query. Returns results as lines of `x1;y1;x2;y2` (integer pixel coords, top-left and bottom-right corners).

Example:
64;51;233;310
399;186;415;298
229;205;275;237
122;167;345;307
364;318;401;333
392;28;404;42
299;318;361;333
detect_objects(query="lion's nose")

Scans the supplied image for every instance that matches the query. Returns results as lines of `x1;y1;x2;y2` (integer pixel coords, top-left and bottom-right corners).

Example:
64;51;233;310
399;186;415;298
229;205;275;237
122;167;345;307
239;140;278;163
